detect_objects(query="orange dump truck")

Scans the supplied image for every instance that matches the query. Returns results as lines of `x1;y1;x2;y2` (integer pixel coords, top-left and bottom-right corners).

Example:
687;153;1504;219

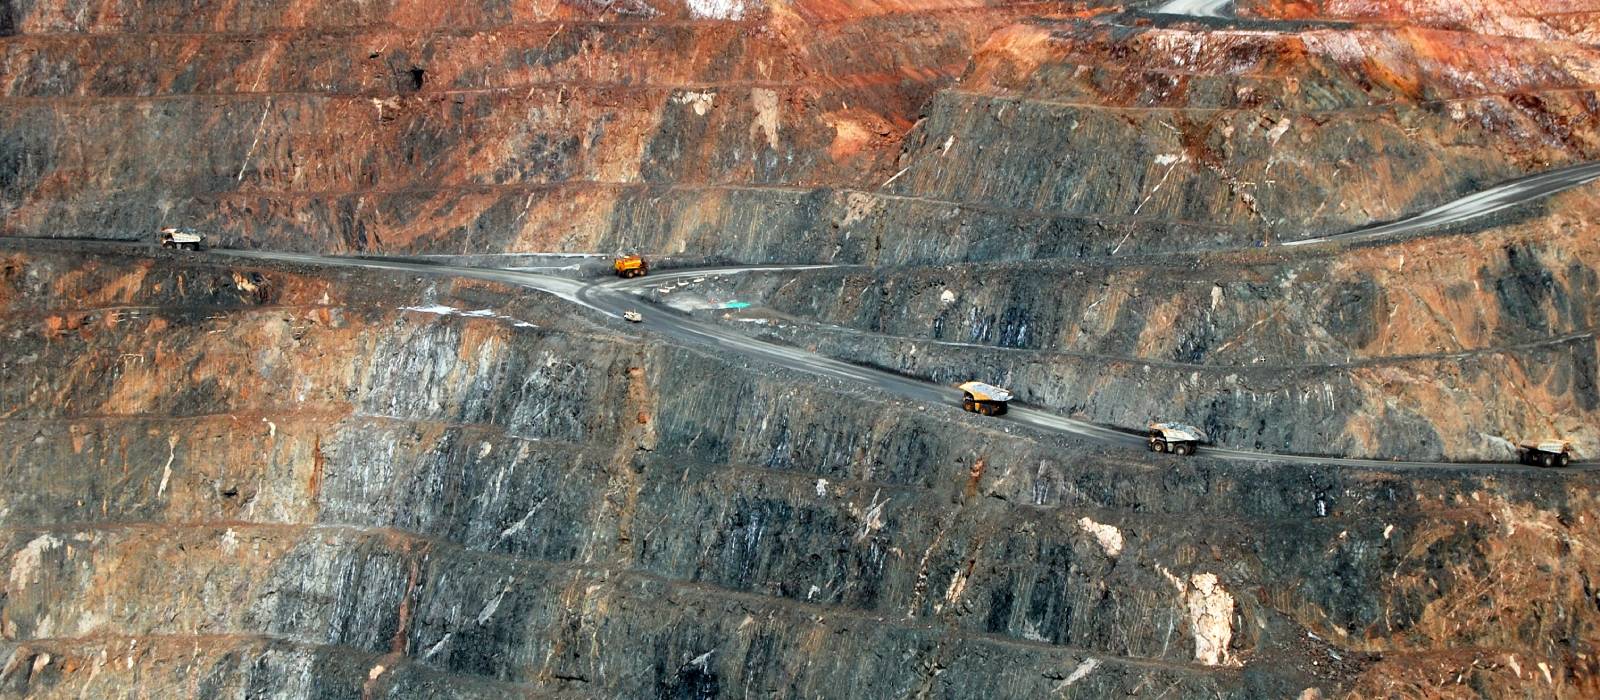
613;254;649;278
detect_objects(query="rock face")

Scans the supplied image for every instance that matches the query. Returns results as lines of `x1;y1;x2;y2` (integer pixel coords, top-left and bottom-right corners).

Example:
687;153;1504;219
3;0;1600;697
0;0;1088;252
3;247;1600;698
694;188;1600;459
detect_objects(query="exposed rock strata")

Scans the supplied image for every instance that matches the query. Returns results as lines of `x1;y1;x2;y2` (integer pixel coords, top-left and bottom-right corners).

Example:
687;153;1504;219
2;247;1598;696
4;0;1600;696
691;186;1600;459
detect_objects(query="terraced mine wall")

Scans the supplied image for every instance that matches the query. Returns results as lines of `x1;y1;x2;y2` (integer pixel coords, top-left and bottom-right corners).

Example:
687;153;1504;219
3;246;1599;697
694;187;1600;460
4;0;1600;696
1235;0;1600;38
9;4;1600;267
0;0;1093;257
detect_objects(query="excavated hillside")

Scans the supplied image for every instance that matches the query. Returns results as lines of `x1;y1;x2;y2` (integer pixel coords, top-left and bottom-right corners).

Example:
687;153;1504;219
3;0;1600;698
0;0;1094;252
642;6;1600;460
680;184;1600;460
3;245;1599;698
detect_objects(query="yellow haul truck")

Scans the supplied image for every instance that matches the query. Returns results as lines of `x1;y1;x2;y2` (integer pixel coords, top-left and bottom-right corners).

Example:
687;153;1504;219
614;254;649;278
959;381;1012;416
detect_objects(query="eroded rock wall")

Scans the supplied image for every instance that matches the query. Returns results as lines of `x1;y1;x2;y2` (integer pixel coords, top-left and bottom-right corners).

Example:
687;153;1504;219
0;0;1093;255
697;186;1600;459
3;248;1598;697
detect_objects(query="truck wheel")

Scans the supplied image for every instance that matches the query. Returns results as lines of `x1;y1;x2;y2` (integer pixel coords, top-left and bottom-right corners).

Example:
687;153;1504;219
1152;439;1166;453
1174;442;1192;456
1541;453;1556;468
1558;453;1570;468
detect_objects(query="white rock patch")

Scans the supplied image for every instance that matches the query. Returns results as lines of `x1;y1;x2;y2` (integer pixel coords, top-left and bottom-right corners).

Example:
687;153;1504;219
685;0;748;19
1266;117;1293;144
673;90;717;116
840;191;880;227
750;88;781;149
1063;657;1100;687
1077;517;1123;558
9;534;62;589
1161;567;1237;666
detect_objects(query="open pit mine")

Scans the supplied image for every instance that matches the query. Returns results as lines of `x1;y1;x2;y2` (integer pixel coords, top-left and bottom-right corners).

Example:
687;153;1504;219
3;0;1600;697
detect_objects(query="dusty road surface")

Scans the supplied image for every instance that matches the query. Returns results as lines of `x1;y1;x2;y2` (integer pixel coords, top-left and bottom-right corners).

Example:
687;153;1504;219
207;244;1589;472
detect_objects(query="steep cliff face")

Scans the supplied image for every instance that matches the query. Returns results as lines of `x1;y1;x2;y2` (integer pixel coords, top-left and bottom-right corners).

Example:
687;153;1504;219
5;2;1599;262
4;247;1599;698
0;0;1091;253
871;15;1600;261
607;1;1600;461
682;185;1600;459
1238;0;1600;40
4;0;1600;697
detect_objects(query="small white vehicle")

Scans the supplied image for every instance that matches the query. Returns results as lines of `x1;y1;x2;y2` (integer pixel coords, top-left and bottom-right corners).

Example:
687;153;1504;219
1149;422;1205;456
622;310;643;323
159;227;206;251
1516;439;1572;468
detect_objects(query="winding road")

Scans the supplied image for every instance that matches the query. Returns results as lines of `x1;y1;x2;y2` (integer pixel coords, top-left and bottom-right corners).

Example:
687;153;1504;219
1284;161;1600;247
212;245;1587;471
202;159;1600;469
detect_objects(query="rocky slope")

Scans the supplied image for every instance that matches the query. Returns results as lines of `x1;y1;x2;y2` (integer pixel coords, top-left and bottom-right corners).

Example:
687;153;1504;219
683;183;1600;459
597;1;1600;460
0;0;1091;253
4;245;1600;698
4;0;1600;697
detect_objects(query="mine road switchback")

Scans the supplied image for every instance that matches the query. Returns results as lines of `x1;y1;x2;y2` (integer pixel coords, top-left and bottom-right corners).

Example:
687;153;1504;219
197;246;1590;473
15;158;1600;471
